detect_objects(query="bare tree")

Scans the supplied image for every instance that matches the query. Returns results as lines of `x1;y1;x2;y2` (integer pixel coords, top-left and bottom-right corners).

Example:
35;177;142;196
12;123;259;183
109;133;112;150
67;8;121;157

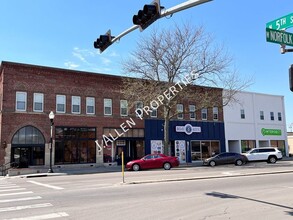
121;23;252;155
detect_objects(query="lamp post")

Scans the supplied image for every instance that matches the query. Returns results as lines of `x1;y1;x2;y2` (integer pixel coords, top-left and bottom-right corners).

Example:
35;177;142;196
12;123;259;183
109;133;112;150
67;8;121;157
48;111;55;173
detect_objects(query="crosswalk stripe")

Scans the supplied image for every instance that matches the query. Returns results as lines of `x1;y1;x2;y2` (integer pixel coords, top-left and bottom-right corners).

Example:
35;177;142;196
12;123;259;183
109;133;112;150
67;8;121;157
0;203;53;212
0;191;33;197
4;212;69;220
0;196;42;203
0;188;26;193
0;186;20;189
27;181;64;190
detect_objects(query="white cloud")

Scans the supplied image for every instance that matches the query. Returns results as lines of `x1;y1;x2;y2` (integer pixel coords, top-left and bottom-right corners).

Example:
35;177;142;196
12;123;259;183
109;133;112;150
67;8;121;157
101;57;111;66
64;61;79;69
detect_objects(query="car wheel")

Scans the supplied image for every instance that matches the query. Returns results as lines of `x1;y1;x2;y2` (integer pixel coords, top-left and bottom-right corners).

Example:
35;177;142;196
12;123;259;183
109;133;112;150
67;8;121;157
268;156;277;164
163;162;171;170
209;160;216;167
235;159;243;166
132;164;140;171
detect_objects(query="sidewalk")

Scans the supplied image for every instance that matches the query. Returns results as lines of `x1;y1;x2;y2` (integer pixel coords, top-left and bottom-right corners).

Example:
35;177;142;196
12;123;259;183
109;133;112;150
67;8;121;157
3;157;293;179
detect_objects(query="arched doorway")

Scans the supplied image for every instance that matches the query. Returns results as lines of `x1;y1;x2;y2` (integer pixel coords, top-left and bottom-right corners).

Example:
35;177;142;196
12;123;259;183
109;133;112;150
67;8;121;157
11;126;45;168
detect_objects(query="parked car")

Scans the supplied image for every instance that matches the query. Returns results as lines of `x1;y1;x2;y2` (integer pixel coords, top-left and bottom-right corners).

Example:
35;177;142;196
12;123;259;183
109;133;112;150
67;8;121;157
203;152;248;167
126;154;180;171
243;147;282;163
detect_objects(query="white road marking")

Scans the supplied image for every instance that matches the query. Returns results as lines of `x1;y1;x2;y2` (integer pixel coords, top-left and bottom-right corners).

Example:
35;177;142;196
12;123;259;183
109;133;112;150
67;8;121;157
0;185;20;189
0;188;26;193
221;171;241;175
0;196;42;203
4;212;69;220
0;191;33;197
27;181;64;190
0;203;52;212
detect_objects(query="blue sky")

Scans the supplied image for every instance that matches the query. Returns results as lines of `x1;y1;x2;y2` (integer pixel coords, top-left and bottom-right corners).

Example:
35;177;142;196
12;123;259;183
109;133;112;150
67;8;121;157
1;0;293;130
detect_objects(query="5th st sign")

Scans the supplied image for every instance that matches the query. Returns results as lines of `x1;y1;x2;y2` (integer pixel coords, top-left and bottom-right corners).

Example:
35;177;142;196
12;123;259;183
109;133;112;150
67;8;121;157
266;13;293;30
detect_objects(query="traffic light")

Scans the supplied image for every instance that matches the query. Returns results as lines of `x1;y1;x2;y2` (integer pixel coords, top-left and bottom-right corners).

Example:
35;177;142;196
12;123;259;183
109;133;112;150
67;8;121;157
133;0;161;31
289;64;293;92
93;30;114;53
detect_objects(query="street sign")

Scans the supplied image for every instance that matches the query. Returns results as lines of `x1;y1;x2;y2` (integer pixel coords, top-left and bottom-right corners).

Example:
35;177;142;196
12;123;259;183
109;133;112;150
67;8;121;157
266;13;293;30
266;28;293;47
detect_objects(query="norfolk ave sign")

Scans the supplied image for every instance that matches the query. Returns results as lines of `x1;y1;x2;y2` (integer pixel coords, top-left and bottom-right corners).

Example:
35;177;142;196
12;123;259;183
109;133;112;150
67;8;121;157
266;28;293;47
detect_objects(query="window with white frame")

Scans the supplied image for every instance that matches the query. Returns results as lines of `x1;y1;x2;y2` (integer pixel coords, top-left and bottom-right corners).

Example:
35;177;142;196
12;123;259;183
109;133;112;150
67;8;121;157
213;107;218;121
240;109;245;119
151;102;158;118
135;101;143;118
189;105;195;120
278;112;282;121
104;98;112;115
270;111;274;121
33;93;44;112
72;96;81;114
201;108;207;120
177;104;183;119
260;111;264;120
16;91;27;111
120;100;128;116
56;95;66;113
86;97;95;114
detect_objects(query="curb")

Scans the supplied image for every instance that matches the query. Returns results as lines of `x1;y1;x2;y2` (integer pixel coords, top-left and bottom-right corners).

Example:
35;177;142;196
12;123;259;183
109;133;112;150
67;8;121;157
125;169;293;184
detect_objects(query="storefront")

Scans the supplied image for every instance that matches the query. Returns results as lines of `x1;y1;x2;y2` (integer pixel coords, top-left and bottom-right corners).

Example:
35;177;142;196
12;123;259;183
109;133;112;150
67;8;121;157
223;91;288;156
144;119;226;163
54;127;97;164
101;128;145;165
11;126;45;168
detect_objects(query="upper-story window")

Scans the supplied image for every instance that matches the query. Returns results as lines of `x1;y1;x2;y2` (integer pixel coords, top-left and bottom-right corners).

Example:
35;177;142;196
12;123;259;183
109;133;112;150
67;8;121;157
72;96;81;114
240;109;245;119
270;112;274;121
33;93;44;112
56;95;66;113
278;112;282;121
189;105;195;120
104;98;112;115
177;104;183;119
135;101;143;118
16;91;27;111
213;107;218;121
151;103;158;118
260;111;264;120
120;100;128;116
86;97;95;115
201;108;207;120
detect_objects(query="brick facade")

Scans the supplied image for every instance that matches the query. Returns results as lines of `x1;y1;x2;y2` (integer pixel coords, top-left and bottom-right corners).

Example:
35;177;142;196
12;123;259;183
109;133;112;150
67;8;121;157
0;61;223;166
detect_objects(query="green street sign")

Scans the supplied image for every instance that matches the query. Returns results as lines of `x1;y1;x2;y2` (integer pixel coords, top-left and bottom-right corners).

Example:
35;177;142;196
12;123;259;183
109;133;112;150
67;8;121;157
266;28;293;46
261;128;282;136
266;13;293;30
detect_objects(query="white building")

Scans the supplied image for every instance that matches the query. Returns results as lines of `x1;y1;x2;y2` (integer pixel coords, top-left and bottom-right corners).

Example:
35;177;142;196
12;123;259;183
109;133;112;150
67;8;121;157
223;91;288;156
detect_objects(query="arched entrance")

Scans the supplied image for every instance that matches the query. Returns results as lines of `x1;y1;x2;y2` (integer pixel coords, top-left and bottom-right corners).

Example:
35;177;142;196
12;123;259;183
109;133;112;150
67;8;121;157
11;126;45;168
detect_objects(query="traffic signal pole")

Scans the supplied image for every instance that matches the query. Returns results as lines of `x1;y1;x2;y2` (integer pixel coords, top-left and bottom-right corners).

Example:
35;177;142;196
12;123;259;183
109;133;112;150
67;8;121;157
94;0;213;52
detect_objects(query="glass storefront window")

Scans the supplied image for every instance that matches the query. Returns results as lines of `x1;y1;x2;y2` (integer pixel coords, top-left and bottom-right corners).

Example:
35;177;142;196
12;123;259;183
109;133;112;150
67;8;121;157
55;127;96;164
191;140;220;161
271;140;286;156
241;140;256;153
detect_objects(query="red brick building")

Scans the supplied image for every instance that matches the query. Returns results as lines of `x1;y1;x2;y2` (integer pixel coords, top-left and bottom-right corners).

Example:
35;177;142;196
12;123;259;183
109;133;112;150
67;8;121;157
0;61;224;171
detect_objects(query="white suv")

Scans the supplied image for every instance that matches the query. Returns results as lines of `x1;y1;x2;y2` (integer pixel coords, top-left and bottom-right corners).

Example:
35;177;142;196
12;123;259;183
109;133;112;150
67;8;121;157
243;147;283;163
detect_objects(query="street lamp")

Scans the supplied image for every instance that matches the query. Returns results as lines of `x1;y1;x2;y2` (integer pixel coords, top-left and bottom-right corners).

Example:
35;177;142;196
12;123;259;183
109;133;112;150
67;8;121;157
48;111;55;173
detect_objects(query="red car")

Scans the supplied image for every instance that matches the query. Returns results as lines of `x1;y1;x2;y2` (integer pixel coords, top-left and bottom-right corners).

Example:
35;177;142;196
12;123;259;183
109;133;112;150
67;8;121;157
126;154;180;171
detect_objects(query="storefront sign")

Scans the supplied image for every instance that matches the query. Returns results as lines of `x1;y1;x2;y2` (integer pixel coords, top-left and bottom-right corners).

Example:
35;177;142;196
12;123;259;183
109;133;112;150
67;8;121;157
175;140;186;163
261;128;282;136
151;140;163;154
176;124;201;135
